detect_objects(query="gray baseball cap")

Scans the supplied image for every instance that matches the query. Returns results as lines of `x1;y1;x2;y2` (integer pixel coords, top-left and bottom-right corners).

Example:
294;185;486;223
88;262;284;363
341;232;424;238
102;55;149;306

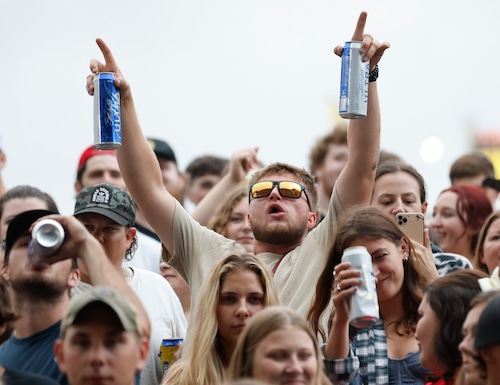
61;286;139;337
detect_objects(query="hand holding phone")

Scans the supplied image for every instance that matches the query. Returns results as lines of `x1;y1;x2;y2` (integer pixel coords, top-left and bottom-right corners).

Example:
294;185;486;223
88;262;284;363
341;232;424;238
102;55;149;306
396;212;425;244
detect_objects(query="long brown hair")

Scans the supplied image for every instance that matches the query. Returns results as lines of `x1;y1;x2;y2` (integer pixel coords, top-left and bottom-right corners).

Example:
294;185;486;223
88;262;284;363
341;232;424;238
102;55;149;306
423;270;487;382
307;206;425;341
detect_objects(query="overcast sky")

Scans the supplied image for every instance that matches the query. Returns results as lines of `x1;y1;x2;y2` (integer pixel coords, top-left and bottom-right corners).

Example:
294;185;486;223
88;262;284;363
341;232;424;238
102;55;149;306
1;0;499;215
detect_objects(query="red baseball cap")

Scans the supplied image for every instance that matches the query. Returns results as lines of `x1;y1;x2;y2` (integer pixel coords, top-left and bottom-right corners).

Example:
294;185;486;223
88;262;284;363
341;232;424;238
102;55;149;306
77;145;116;171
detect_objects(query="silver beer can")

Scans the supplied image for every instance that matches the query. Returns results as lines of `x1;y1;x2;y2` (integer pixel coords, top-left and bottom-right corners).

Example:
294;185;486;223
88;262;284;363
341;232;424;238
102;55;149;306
341;246;379;328
28;219;65;264
338;41;369;119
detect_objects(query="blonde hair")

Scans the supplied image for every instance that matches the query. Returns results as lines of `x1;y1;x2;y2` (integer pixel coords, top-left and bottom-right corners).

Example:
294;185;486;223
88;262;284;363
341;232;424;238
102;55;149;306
208;187;248;236
228;306;330;385
162;252;279;385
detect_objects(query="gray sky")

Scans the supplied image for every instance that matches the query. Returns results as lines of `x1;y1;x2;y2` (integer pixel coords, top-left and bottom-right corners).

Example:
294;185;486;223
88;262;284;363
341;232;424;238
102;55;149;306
1;0;499;215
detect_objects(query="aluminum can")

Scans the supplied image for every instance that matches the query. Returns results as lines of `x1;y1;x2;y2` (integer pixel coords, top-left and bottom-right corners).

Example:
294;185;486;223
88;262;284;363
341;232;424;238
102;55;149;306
27;219;65;265
93;72;121;149
338;41;369;119
159;338;183;373
341;246;379;328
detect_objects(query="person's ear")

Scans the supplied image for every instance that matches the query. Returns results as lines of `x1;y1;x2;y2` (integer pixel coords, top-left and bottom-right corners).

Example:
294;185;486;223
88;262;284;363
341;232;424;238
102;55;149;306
68;268;80;289
1;264;9;283
74;180;83;195
0;151;6;170
136;336;150;371
400;236;410;260
54;339;66;372
421;201;428;215
126;227;137;248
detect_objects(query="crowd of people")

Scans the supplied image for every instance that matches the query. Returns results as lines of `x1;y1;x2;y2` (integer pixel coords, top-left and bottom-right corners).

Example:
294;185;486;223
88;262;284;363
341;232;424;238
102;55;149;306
1;10;500;385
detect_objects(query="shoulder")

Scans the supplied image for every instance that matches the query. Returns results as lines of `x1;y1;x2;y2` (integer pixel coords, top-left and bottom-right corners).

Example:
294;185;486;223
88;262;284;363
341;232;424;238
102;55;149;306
433;252;472;276
131;268;172;287
3;367;60;385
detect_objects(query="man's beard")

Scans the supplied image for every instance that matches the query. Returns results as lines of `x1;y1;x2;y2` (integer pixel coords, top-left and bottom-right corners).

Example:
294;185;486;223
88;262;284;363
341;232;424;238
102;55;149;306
11;275;68;304
250;218;307;245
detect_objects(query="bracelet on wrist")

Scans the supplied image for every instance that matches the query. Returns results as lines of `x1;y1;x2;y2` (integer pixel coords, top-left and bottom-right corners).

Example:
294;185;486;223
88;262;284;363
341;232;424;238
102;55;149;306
369;64;379;82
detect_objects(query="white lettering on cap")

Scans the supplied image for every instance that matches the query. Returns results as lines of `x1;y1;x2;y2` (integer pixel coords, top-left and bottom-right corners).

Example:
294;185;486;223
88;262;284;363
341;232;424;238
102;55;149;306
91;187;111;204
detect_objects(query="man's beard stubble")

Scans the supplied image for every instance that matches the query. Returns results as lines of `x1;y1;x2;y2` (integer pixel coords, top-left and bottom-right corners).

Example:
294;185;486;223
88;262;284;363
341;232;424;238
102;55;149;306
11;274;69;304
250;218;308;245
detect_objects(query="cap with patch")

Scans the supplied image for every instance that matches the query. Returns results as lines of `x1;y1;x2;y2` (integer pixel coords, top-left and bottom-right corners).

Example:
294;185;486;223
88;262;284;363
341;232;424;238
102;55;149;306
4;210;58;260
74;183;135;226
77;145;116;171
147;138;177;165
61;286;139;337
475;295;500;350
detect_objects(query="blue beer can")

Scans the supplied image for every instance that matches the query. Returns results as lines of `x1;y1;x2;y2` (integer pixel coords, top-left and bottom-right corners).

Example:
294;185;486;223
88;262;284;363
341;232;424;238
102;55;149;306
339;41;369;119
93;72;121;149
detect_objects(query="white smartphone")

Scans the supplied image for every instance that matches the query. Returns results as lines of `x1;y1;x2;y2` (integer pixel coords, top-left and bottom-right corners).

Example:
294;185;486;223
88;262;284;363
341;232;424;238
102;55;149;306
396;212;425;244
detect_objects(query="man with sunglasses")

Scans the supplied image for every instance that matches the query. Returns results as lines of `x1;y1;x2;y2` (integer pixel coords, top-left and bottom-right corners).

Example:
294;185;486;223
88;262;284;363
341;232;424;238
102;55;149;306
85;11;389;326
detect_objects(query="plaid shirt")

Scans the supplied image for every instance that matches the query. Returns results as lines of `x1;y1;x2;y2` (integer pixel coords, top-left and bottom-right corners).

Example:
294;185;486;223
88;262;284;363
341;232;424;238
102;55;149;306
323;322;388;385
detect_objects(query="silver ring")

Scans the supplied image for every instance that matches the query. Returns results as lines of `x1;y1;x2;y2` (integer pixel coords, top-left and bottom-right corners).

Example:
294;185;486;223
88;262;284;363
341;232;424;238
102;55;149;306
336;283;342;292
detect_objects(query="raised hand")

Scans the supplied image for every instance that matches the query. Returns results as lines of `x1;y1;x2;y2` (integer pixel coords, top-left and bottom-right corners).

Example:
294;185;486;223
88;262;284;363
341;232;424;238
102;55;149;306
333;11;390;71
86;38;131;100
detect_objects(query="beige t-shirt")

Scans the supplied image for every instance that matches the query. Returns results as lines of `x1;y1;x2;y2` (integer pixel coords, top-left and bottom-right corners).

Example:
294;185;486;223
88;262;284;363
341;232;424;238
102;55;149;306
169;187;343;322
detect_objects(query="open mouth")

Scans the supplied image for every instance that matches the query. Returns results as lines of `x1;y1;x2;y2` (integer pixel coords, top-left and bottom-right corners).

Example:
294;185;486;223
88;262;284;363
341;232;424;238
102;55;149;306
268;204;284;214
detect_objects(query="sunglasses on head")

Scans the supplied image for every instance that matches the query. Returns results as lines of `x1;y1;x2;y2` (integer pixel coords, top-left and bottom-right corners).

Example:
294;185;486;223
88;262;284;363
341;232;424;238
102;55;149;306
249;181;311;210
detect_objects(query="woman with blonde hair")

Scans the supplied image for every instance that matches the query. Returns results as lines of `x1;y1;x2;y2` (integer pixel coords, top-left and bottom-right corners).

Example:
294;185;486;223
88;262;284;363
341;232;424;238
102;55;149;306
228;306;330;385
162;252;279;385
208;187;254;252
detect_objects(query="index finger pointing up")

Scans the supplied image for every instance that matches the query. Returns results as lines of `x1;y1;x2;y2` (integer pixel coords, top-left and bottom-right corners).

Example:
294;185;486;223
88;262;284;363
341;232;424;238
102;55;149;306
351;11;367;41
96;38;117;68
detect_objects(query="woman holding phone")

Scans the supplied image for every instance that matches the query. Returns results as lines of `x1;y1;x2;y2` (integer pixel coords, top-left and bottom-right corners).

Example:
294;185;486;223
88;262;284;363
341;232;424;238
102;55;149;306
371;160;472;276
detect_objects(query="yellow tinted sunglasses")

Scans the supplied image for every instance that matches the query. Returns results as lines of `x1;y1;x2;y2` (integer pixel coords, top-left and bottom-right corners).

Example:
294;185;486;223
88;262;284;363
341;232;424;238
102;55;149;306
249;181;311;210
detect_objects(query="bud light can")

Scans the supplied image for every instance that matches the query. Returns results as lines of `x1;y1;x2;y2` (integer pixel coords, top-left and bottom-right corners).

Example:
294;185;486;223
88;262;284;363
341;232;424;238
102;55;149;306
339;41;369;119
159;338;183;373
28;219;65;265
341;246;379;328
93;72;121;149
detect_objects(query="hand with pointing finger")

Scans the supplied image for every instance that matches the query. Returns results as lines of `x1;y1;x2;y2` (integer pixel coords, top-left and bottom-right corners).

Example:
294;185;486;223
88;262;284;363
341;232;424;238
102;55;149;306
86;38;131;101
333;11;390;71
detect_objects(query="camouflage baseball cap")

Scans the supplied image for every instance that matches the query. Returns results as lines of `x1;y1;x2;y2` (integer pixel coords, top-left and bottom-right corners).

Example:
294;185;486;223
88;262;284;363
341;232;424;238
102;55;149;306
74;183;135;226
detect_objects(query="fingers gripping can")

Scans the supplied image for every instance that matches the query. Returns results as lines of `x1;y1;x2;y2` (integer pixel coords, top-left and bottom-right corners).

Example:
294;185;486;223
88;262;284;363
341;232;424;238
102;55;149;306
27;219;65;265
93;72;121;149
338;41;369;119
159;338;183;374
341;246;379;328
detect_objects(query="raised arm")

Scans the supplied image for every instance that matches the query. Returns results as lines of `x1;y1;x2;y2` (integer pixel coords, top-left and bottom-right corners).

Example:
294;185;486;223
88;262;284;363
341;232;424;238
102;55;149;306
191;146;259;226
334;12;390;210
36;214;151;340
86;38;177;254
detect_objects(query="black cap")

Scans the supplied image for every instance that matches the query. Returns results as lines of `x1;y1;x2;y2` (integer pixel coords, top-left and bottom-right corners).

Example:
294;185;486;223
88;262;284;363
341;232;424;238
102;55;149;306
4;210;57;259
147;138;177;165
475;295;500;350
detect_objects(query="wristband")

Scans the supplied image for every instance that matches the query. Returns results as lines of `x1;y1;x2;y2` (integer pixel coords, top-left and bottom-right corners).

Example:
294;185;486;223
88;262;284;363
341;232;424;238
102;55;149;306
369;64;379;83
